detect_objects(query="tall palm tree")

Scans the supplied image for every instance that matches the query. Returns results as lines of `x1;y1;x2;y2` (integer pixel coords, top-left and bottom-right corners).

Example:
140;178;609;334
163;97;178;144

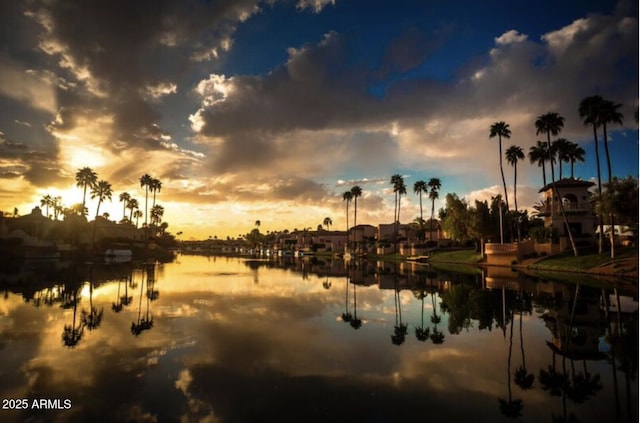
119;192;131;222
579;95;605;253
75;167;98;216
489;122;511;211
133;209;143;228
139;174;153;226
505;146;524;241
598;99;624;259
391;175;407;249
552;138;572;180
535;112;578;256
413;180;428;226
90;180;113;245
150;178;162;208
351;185;362;228
150;204;164;226
427;178;441;241
566;142;585;179
528;141;549;186
342;191;353;248
127;197;139;222
91;180;113;220
40;194;53;218
323;217;332;231
255;220;261;230
598;100;624;184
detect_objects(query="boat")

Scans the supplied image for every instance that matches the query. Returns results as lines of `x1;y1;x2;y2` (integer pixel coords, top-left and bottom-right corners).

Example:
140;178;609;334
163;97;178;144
105;249;133;263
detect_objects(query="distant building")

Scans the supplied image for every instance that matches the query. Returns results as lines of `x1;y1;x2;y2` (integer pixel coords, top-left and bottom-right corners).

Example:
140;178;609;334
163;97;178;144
536;178;596;245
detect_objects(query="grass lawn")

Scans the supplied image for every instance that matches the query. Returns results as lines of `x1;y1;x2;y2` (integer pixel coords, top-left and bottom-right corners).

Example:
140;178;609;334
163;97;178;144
528;246;638;272
429;249;482;263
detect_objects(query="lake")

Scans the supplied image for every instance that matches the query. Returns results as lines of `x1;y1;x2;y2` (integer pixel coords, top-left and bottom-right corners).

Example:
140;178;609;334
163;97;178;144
0;254;637;423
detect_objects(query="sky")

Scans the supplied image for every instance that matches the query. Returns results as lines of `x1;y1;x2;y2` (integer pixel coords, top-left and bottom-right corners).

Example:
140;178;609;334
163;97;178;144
0;0;638;240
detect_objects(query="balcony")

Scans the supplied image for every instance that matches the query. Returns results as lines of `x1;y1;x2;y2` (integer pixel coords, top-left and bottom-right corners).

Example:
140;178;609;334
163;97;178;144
536;202;591;216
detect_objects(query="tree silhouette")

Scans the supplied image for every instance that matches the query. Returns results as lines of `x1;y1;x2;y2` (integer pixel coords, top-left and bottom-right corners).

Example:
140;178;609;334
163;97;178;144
413;287;430;342
413;180;428;230
528;140;550;186
119;192;131;222
505;145;524;242
75;167;98;216
535;112;578;256
490;121;511;211
139;173;153;227
341;276;352;323
498;308;523;418
427;178;441;241
391;275;408;346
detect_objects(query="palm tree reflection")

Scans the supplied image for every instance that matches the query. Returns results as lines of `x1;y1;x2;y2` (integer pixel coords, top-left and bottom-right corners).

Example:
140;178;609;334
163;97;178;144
341;276;352;324
81;266;103;331
498;308;523;418
413;285;430;342
430;289;444;344
391;278;407;346
350;281;362;330
62;289;84;348
514;290;534;390
131;264;154;336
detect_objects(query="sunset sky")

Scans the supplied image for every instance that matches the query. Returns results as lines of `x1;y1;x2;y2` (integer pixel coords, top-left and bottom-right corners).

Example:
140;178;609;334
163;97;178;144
1;0;637;240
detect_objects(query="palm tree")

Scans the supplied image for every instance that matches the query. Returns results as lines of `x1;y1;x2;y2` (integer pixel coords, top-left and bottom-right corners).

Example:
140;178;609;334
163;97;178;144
53;196;63;220
427;178;441;241
505;146;524;241
579;95;605;253
90;180;113;246
535;112;578;256
598;100;624;184
391;175;406;250
255;220;261;230
351;185;362;228
528;141;549;186
139;174;153;226
75;167;98;216
150;204;164;226
351;186;362;251
323;217;332;231
119;192;131;222
566;141;586;179
552;138;572;180
150;178;162;208
598;99;624;259
127;197;139;222
413;180;428;226
489;122;511;211
40;194;53;218
342;191;353;233
133;209;143;228
91;180;113;219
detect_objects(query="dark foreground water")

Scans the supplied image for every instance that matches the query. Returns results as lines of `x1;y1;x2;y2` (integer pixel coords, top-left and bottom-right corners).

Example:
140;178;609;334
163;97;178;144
0;254;637;423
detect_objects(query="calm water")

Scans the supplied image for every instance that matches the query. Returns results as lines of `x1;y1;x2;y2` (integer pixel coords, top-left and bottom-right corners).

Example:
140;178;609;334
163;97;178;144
0;254;637;423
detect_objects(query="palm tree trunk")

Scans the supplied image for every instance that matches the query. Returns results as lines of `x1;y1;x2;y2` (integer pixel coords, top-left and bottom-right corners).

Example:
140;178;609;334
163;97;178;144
499;136;510;210
430;199;435;242
602;123;615;258
542;159;547;186
514;164;520;242
592;123;604;253
547;134;578;256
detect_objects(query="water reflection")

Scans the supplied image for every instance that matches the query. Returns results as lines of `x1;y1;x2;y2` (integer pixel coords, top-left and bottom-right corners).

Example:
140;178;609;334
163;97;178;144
0;254;636;422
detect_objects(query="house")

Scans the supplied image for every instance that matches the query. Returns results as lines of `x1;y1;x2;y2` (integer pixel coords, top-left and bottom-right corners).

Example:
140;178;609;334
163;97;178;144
536;178;596;249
